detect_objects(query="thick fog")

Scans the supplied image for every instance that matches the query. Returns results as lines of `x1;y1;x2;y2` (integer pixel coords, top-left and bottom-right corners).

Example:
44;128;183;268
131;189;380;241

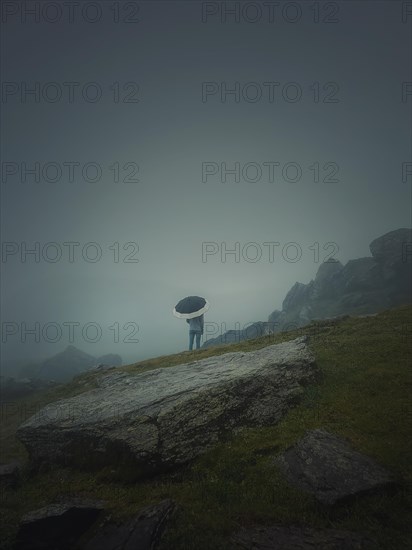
1;1;411;370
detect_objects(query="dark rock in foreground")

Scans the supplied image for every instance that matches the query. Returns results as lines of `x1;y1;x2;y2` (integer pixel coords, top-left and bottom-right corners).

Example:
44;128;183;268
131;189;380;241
232;524;376;549
81;499;176;550
0;460;21;489
17;337;316;476
13;498;175;550
274;429;397;505
14;498;105;550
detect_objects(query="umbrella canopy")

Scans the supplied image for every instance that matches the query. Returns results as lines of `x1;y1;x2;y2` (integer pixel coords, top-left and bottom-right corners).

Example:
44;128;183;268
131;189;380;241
173;295;210;319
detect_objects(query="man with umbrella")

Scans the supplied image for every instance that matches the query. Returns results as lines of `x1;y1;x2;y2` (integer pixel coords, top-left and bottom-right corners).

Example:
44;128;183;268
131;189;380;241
173;296;209;351
186;314;204;350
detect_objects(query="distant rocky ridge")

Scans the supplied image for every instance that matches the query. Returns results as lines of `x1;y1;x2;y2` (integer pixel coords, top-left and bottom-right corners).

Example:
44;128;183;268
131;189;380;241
203;228;412;348
1;347;122;394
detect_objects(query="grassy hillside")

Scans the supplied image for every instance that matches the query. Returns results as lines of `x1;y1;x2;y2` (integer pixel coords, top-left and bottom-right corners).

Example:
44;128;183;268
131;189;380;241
1;305;411;549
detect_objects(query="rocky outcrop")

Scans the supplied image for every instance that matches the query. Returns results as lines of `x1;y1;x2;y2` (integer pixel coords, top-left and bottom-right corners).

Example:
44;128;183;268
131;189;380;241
314;259;344;287
282;281;313;312
16;337;317;475
370;228;410;264
205;228;411;347
232;524;376;549
273;429;397;505
270;228;411;328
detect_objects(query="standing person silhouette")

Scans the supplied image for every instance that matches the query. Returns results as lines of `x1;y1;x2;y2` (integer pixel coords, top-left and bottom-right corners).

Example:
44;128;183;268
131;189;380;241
173;295;209;350
186;314;204;350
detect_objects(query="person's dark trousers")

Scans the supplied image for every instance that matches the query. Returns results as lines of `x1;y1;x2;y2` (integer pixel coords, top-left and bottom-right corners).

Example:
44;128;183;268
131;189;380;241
189;331;201;350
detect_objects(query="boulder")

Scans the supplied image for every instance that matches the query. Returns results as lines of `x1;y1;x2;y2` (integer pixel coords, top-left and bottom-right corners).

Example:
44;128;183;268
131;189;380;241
81;499;176;550
0;460;21;489
14;498;105;550
274;429;397;505
16;337;317;476
232;524;376;549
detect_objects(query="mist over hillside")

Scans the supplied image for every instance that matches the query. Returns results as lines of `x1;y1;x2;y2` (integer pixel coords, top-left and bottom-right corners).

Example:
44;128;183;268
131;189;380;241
0;346;122;387
2;228;410;380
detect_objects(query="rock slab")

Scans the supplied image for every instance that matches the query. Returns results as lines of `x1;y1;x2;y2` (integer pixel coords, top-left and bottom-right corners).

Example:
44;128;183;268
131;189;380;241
17;337;316;475
274;429;396;505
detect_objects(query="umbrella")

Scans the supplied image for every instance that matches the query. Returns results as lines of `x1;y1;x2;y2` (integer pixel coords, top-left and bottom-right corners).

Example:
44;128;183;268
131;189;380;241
173;295;210;319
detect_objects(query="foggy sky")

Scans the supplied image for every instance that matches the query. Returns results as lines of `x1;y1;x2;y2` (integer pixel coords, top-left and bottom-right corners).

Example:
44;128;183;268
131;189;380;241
1;0;411;369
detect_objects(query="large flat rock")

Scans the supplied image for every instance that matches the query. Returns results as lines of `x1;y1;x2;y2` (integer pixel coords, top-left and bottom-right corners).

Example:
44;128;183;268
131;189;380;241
17;337;316;475
274;429;397;505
